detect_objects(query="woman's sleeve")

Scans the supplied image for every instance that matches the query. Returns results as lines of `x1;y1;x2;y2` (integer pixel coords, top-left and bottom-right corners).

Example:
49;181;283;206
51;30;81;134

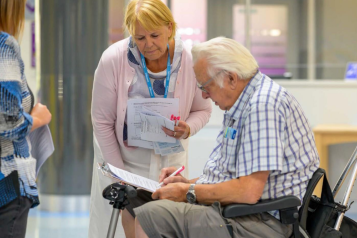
91;51;124;169
185;85;212;136
0;48;33;141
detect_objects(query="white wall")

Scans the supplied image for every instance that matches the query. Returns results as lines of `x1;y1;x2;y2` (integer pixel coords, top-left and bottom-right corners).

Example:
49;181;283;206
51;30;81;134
188;81;357;178
279;81;357;127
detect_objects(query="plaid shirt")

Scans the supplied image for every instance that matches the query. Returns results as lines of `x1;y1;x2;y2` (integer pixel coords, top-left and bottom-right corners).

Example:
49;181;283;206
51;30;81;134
196;71;320;218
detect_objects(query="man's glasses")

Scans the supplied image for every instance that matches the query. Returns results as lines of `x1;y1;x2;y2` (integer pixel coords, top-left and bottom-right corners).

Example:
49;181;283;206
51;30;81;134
196;70;225;93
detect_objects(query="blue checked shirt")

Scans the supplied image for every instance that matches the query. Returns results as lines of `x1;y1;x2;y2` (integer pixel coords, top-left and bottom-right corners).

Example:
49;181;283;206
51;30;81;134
196;71;320;218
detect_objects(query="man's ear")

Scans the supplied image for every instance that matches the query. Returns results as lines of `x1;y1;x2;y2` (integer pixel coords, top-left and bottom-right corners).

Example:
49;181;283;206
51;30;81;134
228;73;239;89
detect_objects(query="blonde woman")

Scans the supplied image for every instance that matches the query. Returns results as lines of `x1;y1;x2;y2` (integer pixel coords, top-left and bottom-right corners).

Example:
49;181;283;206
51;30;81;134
90;0;212;237
0;1;52;237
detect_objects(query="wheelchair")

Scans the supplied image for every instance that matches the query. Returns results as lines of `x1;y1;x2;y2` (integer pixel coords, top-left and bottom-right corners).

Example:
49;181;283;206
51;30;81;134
222;145;357;238
102;145;357;238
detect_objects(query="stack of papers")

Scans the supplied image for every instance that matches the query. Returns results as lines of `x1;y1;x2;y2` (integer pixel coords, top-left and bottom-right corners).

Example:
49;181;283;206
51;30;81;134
127;98;184;155
139;107;176;143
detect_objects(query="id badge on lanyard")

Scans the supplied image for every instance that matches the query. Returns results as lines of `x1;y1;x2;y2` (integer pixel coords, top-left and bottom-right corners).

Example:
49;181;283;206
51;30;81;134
140;44;171;98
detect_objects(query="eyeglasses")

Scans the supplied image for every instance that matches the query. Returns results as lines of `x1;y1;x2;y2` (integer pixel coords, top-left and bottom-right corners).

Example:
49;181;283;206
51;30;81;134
196;70;225;93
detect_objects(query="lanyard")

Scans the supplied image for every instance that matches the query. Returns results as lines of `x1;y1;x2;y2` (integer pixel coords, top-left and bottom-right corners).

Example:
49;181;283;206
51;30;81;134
140;44;171;98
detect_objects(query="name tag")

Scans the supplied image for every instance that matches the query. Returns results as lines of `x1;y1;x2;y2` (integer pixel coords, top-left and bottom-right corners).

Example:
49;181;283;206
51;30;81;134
224;127;237;139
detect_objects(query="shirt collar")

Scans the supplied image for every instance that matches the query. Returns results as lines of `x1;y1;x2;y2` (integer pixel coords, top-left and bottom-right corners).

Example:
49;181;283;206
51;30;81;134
225;71;264;120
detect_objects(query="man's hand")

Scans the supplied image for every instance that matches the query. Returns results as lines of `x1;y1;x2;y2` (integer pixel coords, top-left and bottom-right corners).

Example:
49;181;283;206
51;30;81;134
158;167;189;186
152;183;190;202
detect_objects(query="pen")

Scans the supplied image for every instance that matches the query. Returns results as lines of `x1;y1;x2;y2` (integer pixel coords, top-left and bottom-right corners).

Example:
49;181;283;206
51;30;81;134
157;165;185;187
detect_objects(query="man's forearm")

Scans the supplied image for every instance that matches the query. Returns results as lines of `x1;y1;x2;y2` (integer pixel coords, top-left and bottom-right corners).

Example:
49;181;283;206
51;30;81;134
193;171;270;206
189;177;199;184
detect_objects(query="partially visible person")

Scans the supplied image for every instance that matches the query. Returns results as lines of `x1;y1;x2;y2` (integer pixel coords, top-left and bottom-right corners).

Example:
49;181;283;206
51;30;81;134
89;0;212;237
126;37;320;238
0;1;52;237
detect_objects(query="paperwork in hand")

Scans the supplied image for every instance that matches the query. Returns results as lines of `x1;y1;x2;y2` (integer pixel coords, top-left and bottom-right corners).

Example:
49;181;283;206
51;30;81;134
153;140;184;156
140;107;184;155
127;98;179;149
29;125;55;176
98;162;159;193
139;107;176;143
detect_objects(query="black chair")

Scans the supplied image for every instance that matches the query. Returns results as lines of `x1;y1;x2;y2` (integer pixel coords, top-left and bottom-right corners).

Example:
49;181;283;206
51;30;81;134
222;167;357;238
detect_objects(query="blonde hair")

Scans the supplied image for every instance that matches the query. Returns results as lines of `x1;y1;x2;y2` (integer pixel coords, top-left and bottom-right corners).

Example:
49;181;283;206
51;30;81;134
192;37;259;87
124;0;177;40
0;0;26;39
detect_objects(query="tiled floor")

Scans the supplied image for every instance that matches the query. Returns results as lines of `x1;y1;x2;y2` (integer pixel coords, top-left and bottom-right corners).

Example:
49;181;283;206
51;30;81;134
26;207;357;238
26;207;127;238
26;209;90;238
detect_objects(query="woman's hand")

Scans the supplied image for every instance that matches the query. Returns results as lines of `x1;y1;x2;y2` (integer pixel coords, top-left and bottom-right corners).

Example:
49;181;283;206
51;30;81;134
162;120;190;140
30;103;52;131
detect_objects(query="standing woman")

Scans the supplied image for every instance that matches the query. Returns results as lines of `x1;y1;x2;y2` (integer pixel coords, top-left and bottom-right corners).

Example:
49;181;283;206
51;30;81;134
89;0;212;237
0;1;52;237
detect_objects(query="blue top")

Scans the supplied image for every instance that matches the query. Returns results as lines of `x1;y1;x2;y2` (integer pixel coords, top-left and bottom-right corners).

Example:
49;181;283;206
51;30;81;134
196;71;320;219
0;32;39;208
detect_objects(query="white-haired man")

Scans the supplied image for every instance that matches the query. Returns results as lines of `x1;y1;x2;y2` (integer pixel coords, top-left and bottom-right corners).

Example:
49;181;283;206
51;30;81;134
126;37;320;238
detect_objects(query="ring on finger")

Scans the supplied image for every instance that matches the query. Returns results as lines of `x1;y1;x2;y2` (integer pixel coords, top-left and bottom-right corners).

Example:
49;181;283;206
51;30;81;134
174;132;176;137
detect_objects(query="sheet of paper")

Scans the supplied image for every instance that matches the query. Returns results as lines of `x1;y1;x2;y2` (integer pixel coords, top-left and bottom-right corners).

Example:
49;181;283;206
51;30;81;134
140;113;175;143
107;163;159;192
29;125;55;176
154;140;185;156
127;98;179;149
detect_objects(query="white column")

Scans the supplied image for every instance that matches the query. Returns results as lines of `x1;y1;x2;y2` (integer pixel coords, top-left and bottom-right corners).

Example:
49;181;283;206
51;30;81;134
245;0;251;50
307;0;316;81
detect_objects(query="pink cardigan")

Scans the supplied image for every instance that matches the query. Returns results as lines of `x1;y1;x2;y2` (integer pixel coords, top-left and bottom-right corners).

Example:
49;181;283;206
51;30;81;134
91;38;212;168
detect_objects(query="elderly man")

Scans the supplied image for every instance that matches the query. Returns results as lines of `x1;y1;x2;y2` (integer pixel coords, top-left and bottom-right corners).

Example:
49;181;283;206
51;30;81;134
126;37;320;238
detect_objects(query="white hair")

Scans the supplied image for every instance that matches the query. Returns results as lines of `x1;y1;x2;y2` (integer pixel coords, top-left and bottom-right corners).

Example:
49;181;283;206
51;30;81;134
191;37;259;87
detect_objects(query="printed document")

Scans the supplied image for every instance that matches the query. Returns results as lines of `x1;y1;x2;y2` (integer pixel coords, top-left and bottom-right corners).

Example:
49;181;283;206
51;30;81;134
139;108;175;143
29;125;55;176
127;98;179;149
154;140;184;156
107;163;159;192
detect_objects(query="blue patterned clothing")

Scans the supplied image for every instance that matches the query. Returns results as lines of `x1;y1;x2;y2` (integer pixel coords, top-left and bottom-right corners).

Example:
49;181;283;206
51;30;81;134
196;71;320;219
0;32;38;208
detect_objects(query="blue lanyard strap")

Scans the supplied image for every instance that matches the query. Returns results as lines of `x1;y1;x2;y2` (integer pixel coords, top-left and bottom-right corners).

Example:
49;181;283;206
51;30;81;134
140;44;171;98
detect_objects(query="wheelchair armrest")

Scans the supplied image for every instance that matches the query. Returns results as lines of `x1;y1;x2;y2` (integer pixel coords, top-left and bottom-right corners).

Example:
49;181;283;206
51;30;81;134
222;195;301;218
